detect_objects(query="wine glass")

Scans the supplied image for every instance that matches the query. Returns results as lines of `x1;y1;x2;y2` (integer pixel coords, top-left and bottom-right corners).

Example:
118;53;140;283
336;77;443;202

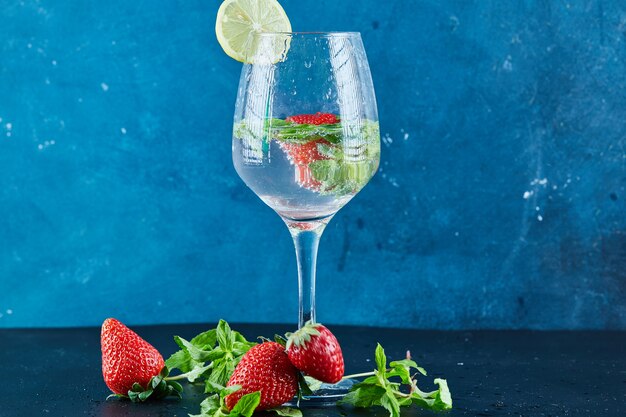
232;32;380;395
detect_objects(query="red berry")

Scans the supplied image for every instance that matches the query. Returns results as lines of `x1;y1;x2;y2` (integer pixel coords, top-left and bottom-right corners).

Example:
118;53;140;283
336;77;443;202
286;112;339;125
294;164;323;190
286;322;344;384
101;318;165;395
280;139;331;190
281;138;330;166
225;342;298;411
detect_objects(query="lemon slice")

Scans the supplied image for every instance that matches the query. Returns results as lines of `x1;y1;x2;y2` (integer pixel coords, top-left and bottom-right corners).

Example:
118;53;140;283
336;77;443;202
215;0;292;63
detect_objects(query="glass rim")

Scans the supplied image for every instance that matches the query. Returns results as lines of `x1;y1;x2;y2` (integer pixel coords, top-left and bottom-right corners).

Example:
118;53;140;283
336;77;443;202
253;31;361;38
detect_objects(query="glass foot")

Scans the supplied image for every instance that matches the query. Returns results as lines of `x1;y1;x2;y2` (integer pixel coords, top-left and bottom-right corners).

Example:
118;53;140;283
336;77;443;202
288;378;356;407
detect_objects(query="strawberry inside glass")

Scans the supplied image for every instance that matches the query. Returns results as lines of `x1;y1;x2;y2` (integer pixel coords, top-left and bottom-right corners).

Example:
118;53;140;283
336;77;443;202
279;113;338;191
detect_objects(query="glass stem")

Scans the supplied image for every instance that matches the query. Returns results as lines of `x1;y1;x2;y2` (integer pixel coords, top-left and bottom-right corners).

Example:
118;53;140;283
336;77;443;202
286;220;327;329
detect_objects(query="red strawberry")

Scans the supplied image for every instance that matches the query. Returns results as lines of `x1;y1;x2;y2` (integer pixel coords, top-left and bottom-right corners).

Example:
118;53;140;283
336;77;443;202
286;322;344;384
281;139;329;166
101;318;165;395
225;342;298;411
280;139;331;190
286;112;339;125
280;113;339;190
294;165;323;190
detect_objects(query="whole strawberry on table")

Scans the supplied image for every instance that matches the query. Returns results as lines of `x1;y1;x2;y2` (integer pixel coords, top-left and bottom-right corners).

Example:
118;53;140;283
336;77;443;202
101;318;183;401
100;318;452;417
285;321;345;384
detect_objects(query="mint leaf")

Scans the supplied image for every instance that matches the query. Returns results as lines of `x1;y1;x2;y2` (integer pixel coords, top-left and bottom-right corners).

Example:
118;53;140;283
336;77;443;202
185;363;213;383
389;359;419;371
388;358;428;385
316;142;342;159
200;394;221;414
189;386;248;417
309;159;377;196
166;349;194;373
174;336;213;363
204;380;226;394
390;359;427;377
338;384;385;408
205;346;227;362
191;329;218;349
207;360;236;387
303;375;323;392
167;321;255;390
204;323;255;387
216;320;235;352
410;378;452;411
434;378;452;408
386;367;411;385
375;343;387;374
231;341;253;358
167;330;217;375
380;391;401;417
220;385;241;397
189;394;221;417
233;331;251;343
230;391;261;417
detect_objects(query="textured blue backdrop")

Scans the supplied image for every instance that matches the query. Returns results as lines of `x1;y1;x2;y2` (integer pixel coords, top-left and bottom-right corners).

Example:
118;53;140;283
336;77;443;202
1;0;624;329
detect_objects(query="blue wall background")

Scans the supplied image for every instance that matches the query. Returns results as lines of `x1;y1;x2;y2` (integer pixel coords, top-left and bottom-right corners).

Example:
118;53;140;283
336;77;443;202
1;0;624;329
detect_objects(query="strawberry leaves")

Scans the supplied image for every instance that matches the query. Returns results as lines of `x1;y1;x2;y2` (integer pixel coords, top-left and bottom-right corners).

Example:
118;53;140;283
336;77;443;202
108;367;183;403
338;344;452;417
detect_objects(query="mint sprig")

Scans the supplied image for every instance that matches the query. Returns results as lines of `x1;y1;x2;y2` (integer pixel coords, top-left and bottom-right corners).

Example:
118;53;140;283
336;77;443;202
337;344;452;416
166;328;217;372
165;320;257;389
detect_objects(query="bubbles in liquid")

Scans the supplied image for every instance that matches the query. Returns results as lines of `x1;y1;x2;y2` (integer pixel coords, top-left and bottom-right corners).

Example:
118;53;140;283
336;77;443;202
233;139;353;220
304;61;312;68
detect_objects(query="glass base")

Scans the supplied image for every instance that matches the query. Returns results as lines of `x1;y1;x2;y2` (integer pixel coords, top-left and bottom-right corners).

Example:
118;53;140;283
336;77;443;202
288;378;356;407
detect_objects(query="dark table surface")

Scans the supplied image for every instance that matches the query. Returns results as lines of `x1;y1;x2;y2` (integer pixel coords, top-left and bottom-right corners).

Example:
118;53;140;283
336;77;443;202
1;324;624;417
